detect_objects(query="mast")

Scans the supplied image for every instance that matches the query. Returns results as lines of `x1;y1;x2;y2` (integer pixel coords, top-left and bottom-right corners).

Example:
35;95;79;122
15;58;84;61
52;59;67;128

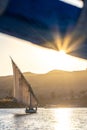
10;57;38;107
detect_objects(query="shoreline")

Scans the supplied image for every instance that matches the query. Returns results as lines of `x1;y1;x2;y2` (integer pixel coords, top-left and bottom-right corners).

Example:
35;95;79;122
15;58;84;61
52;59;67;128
1;97;87;108
0;100;87;108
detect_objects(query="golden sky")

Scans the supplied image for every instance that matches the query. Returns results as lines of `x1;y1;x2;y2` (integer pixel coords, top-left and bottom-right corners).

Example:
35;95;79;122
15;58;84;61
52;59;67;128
0;33;87;76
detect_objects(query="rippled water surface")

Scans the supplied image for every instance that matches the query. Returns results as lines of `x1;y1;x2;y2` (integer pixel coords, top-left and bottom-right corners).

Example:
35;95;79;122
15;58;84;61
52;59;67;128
0;108;87;130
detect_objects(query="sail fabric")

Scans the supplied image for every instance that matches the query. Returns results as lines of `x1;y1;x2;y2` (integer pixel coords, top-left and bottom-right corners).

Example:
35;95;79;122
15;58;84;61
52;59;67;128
29;86;38;108
0;0;82;44
0;0;10;15
6;0;81;28
0;0;86;59
11;58;38;107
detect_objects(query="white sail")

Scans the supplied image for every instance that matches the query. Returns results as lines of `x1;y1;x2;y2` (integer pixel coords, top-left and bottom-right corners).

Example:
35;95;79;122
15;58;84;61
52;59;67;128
10;57;38;107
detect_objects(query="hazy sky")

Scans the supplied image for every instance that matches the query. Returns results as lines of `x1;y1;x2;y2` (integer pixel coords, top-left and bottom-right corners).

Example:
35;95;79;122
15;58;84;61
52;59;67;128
0;33;87;76
0;0;86;76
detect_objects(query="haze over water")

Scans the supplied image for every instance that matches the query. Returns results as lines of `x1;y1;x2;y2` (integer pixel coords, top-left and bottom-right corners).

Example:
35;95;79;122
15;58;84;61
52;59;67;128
0;108;87;130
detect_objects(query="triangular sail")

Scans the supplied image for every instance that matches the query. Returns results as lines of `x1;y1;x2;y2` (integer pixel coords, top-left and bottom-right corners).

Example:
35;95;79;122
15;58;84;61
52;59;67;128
10;57;38;107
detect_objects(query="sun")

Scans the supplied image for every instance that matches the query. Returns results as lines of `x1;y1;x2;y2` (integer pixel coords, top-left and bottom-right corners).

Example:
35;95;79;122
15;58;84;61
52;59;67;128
58;50;67;60
58;50;66;55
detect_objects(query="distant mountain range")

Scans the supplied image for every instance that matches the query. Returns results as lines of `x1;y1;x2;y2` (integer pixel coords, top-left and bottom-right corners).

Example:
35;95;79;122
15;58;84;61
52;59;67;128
0;70;87;107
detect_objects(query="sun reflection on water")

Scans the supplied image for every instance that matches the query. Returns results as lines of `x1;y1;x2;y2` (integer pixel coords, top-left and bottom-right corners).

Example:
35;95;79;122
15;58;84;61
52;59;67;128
54;108;72;130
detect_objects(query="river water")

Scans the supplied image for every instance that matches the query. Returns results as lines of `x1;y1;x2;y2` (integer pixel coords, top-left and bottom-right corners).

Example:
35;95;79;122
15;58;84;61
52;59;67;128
0;108;87;130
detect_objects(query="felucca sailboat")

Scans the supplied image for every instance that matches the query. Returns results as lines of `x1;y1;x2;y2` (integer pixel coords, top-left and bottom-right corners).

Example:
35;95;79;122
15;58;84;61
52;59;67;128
10;57;38;113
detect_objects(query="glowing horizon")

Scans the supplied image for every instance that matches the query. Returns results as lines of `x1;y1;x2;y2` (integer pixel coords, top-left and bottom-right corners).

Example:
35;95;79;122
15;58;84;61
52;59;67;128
0;33;87;76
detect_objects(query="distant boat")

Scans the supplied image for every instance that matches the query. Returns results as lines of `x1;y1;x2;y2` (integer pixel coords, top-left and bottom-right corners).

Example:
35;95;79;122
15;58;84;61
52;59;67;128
10;57;38;113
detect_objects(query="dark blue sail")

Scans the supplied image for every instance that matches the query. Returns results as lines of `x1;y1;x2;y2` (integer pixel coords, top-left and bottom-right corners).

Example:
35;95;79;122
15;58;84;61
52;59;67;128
0;0;82;43
0;0;86;59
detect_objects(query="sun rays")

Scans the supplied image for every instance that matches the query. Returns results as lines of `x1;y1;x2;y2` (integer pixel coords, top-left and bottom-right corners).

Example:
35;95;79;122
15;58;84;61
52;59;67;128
49;28;86;56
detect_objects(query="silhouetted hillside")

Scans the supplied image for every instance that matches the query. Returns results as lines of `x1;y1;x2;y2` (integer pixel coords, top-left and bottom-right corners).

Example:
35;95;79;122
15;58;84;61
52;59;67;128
0;70;87;107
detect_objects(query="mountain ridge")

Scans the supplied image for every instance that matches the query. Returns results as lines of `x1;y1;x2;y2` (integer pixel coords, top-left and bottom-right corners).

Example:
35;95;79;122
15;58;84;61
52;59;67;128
0;69;87;107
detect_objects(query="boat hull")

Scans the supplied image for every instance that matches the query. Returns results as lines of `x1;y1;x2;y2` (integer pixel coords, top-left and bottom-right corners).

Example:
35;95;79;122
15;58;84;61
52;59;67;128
25;108;37;113
25;109;37;113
